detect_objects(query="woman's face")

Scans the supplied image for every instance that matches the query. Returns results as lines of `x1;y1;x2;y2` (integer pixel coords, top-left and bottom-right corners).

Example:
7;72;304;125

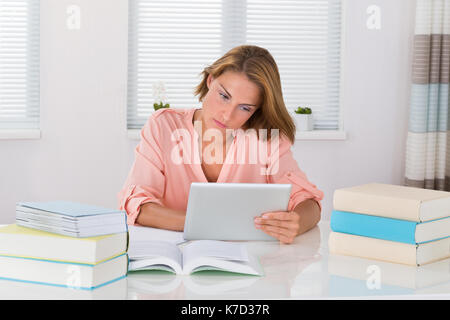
201;70;261;137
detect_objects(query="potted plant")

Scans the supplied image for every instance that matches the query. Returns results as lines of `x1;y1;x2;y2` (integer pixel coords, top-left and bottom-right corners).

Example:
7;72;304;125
293;106;313;131
153;101;170;111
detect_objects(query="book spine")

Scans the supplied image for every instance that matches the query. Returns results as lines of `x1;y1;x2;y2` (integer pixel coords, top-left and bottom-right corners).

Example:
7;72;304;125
417;238;450;265
328;232;418;266
333;189;421;221
330;210;418;244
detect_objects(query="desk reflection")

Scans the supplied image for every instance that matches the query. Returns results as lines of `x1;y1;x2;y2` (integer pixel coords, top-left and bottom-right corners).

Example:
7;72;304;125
0;277;128;300
326;254;450;297
291;222;450;298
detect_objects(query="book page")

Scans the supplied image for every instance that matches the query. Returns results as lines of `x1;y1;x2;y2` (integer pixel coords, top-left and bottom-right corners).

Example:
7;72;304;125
128;225;185;245
128;240;182;265
182;250;263;276
182;240;249;267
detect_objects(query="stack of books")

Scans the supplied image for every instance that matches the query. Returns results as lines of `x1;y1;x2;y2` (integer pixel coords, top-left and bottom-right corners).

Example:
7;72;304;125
328;183;450;266
0;201;129;290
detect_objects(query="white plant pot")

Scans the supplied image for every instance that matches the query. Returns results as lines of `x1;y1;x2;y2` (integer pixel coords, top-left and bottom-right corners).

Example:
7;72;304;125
293;113;314;131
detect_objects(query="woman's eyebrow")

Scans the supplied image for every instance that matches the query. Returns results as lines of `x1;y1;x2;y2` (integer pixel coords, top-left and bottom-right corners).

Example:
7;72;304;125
219;83;257;107
219;83;232;97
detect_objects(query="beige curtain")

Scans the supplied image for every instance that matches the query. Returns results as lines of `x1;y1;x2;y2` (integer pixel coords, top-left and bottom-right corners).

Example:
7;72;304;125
405;0;450;190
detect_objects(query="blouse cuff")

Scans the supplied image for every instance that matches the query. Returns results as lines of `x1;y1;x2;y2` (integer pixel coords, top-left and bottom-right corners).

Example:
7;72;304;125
282;171;324;213
118;184;164;225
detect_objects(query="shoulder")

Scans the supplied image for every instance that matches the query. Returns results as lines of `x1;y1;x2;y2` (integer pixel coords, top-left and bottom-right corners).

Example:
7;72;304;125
263;131;293;148
278;134;293;149
265;132;293;157
146;107;195;128
234;129;292;146
152;107;189;120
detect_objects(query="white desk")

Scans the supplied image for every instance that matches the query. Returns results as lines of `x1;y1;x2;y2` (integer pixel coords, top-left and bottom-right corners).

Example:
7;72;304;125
1;221;449;300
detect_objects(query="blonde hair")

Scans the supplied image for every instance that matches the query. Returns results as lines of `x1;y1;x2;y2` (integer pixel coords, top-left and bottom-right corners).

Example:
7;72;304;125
194;45;296;144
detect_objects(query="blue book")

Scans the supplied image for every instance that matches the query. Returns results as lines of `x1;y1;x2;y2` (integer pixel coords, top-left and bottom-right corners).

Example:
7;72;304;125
15;200;127;238
330;210;450;244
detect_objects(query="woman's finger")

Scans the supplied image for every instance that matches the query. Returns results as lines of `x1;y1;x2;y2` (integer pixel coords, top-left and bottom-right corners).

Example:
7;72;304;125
255;217;289;228
260;226;295;244
255;216;298;232
261;211;294;221
260;224;297;239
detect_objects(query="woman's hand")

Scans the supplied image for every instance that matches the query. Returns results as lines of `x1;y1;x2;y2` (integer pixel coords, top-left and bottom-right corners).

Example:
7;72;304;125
254;211;301;244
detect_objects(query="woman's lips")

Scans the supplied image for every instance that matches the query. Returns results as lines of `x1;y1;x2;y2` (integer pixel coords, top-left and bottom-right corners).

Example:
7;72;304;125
213;119;227;128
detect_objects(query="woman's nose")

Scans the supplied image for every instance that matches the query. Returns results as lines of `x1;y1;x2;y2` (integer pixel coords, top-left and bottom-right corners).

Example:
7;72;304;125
221;107;234;122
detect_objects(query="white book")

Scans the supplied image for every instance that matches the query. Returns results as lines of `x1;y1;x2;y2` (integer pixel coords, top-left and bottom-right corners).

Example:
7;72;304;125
328;231;450;266
0;254;128;290
333;183;450;222
128;240;263;276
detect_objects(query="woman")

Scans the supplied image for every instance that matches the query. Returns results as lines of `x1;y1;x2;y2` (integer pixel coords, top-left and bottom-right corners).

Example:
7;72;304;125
118;45;323;244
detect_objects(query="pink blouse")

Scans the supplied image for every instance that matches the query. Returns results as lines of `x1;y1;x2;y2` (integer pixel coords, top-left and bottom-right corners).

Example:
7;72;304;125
117;108;324;225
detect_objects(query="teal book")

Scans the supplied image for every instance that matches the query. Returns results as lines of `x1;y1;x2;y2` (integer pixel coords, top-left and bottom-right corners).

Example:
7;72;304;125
330;210;450;244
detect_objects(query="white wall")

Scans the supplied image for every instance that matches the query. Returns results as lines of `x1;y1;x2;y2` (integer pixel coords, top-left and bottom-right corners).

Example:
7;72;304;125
297;0;416;220
0;0;416;223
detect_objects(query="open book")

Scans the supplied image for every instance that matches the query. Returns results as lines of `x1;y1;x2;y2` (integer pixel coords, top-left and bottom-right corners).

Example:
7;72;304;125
127;240;263;276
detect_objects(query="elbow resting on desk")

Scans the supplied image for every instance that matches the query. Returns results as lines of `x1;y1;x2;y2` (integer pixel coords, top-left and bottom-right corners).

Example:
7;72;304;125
293;198;321;236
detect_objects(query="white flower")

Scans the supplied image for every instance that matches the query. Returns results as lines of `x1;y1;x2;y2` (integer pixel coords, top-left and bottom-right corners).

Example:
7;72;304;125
152;81;167;103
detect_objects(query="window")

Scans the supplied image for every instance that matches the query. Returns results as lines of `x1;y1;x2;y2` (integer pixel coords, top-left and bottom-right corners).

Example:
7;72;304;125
0;0;40;130
127;0;343;132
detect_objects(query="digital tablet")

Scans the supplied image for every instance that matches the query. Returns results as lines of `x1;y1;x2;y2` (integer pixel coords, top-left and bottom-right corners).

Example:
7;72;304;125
183;182;292;241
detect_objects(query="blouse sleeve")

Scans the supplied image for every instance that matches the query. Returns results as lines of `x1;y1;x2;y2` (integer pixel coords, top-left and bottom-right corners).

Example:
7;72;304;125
117;115;166;225
267;135;324;212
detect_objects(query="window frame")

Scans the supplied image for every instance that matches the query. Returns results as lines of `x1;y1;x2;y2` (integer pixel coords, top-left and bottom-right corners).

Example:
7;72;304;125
126;0;347;141
0;0;41;140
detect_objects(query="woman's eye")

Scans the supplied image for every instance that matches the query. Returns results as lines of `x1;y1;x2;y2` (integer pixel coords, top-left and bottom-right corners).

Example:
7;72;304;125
240;105;251;112
219;92;229;100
